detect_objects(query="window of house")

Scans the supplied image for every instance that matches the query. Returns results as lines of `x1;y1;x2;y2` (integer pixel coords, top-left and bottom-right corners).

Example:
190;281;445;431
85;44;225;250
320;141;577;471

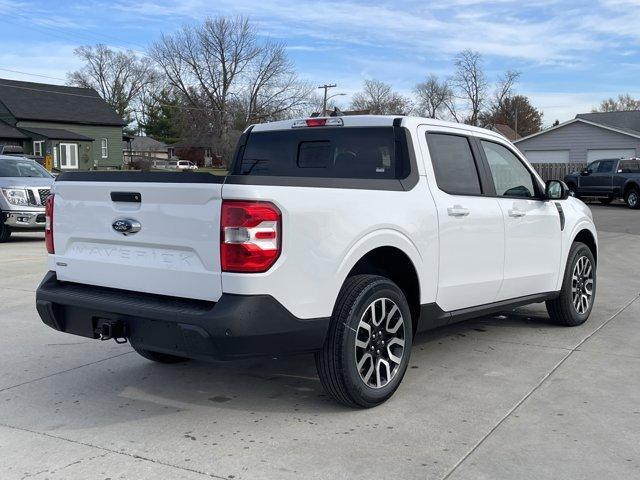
33;141;44;157
481;140;536;198
426;133;482;195
101;138;108;158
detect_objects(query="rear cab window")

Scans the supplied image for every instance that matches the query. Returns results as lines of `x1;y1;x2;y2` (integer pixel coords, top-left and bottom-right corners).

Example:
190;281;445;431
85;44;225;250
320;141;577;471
234;127;403;179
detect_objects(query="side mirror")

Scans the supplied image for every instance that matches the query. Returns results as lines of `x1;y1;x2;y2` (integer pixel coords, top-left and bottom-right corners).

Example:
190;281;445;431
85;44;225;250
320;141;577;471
581;168;591;176
546;180;570;200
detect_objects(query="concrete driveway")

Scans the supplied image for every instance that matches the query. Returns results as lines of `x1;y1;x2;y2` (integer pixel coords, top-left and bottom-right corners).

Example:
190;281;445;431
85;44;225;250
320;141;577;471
1;205;638;480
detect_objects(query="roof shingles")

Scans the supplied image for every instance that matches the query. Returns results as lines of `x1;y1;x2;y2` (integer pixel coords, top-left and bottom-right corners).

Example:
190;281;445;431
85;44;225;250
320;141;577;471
576;111;640;135
0;78;124;126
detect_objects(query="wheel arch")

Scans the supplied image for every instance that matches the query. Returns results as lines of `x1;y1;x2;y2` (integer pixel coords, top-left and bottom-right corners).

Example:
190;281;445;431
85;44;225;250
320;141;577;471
335;230;424;335
573;228;598;265
623;180;639;196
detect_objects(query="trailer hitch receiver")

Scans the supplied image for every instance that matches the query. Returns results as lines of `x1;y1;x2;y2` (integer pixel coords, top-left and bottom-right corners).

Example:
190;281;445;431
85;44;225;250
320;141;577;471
97;320;128;344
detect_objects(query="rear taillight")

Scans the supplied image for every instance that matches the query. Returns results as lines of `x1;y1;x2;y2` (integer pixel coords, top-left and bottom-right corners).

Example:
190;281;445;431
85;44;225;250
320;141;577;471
45;193;54;254
221;200;281;273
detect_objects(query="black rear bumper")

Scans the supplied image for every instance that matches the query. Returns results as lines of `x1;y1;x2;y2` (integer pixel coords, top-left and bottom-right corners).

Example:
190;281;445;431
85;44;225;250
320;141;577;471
36;271;329;360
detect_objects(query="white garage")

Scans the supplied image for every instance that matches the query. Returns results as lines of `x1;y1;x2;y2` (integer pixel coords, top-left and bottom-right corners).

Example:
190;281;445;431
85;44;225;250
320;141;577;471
524;150;570;164
586;149;636;162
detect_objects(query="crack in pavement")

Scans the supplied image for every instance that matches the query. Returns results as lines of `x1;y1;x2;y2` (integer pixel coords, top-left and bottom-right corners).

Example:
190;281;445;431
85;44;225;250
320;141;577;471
19;452;110;479
1;423;227;479
0;351;134;393
440;292;640;480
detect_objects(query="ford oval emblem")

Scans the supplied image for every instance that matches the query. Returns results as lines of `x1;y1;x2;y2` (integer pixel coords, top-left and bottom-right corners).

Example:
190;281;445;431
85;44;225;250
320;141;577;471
112;218;141;236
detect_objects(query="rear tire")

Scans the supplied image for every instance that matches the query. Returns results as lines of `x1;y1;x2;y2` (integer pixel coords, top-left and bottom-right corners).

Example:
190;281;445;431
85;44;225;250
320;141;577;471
315;274;413;408
625;187;640;209
598;197;613;205
131;344;189;364
0;224;11;243
546;242;596;326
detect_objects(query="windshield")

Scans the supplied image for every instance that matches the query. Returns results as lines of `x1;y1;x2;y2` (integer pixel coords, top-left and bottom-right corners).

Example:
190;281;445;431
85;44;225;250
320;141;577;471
0;158;53;178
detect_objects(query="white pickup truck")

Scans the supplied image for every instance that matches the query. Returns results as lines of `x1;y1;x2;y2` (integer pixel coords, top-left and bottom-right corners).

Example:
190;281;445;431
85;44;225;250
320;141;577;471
36;115;598;407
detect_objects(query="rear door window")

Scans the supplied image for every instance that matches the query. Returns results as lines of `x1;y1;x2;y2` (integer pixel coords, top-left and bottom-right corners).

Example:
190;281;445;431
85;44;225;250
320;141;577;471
236;127;399;179
426;133;482;195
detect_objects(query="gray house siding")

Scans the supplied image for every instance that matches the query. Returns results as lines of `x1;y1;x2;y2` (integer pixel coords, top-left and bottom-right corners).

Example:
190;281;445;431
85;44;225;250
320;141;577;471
515;121;640;163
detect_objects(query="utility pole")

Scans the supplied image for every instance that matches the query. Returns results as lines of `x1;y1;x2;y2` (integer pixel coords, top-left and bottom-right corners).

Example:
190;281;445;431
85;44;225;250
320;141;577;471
514;104;519;137
318;84;337;116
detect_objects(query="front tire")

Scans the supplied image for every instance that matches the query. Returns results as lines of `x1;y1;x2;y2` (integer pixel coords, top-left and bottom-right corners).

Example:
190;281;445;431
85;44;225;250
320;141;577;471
625;187;640;209
315;275;413;408
0;224;11;243
546;242;596;326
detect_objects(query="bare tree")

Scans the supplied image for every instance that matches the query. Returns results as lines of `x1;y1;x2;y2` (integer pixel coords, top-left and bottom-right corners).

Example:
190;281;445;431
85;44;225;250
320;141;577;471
150;16;258;151
452;50;488;126
593;94;640;112
350;79;412;115
414;75;454;119
150;16;313;162
68;45;158;125
493;70;521;112
242;42;315;123
479;69;522;130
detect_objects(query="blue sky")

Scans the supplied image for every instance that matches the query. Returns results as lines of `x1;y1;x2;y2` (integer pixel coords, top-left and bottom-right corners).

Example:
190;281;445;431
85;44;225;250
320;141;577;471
1;0;639;124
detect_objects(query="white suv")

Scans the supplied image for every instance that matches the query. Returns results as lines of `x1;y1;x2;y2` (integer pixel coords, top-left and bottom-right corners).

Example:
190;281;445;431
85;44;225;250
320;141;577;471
36;115;597;407
169;160;198;170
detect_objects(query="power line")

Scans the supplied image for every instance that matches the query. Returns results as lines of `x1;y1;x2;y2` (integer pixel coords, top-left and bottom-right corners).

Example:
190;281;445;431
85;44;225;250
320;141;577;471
4;11;149;52
0;68;66;82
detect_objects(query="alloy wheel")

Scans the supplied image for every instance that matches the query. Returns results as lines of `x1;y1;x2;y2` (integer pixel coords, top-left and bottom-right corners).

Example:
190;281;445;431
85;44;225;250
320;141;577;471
354;298;406;389
572;256;594;315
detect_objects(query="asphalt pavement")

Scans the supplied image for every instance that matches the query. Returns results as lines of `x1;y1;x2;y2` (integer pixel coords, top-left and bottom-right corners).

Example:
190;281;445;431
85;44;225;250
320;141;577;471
0;204;638;479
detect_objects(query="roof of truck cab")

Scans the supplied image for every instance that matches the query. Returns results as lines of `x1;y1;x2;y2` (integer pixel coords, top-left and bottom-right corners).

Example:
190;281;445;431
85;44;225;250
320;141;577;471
249;115;506;140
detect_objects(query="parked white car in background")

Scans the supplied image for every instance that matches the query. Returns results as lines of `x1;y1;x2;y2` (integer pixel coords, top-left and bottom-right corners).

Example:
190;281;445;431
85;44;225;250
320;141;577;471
168;160;198;170
36;115;597;407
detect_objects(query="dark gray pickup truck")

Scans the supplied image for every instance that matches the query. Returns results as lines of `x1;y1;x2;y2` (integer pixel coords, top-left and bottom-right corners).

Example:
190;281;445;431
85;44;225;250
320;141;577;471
565;158;640;209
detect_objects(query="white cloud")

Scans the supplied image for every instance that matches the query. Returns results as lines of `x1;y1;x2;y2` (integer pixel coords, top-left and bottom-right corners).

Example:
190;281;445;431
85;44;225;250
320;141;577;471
522;91;640;125
103;0;627;64
0;43;82;84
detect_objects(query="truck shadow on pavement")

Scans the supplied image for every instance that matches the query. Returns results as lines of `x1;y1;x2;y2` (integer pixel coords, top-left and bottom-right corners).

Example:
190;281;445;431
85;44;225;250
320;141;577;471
29;307;566;429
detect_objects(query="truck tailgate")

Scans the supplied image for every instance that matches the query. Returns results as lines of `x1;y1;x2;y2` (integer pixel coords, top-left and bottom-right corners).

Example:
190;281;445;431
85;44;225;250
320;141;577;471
52;178;223;302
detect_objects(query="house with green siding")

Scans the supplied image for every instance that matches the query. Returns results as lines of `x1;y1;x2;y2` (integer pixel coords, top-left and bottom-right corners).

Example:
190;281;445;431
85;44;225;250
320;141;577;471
0;78;124;170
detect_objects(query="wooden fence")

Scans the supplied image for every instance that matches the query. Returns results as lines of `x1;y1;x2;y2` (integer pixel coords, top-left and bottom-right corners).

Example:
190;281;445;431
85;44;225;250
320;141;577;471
530;162;584;181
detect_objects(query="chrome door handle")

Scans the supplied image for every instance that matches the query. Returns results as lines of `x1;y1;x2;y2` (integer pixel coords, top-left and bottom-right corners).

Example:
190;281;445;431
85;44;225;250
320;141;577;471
447;206;470;217
508;208;526;217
